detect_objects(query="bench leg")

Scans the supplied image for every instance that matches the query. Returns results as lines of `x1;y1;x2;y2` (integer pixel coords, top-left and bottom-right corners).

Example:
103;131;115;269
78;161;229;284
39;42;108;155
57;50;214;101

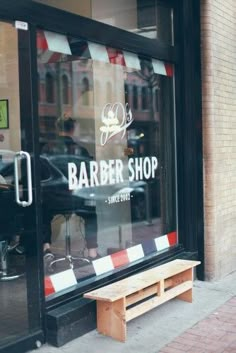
97;298;126;342
176;268;193;303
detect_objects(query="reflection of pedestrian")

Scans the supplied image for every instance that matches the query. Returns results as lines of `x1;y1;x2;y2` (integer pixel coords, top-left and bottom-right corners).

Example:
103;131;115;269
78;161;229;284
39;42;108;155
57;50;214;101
42;116;99;261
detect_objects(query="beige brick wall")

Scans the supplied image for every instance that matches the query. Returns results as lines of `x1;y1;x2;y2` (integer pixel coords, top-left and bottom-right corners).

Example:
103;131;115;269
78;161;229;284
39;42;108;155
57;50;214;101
201;0;236;280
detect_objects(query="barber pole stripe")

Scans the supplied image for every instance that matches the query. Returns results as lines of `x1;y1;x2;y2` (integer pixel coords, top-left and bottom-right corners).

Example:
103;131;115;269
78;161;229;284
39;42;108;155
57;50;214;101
123;51;141;70
164;63;174;77
91;230;177;276
44;30;72;55
44;276;55;297
111;250;129;268
37;31;48;50
87;41;110;63
44;269;77;297
45;231;177;297
152;58;174;76
38;30;173;76
37;31;71;63
167;231;177;246
155;235;170;251
106;47;126;66
92;255;114;276
127;244;144;262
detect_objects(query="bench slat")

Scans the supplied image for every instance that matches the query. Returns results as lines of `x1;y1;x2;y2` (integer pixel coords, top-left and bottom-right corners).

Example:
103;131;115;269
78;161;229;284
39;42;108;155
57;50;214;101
84;260;200;302
126;280;193;322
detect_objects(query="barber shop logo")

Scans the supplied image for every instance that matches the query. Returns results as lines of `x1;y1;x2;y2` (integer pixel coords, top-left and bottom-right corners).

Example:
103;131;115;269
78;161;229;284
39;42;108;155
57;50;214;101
100;102;133;146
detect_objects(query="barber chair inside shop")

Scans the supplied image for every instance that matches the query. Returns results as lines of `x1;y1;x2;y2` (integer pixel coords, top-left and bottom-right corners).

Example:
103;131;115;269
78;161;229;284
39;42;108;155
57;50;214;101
0;182;24;281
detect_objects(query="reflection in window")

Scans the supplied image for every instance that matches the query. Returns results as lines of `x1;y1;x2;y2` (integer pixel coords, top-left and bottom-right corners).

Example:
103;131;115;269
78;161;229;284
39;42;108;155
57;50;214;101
133;85;138;110
141;86;148;110
82;77;89;105
62;74;69;104
106;82;112;102
125;84;129;104
155;89;159;112
95;80;101;105
45;72;54;103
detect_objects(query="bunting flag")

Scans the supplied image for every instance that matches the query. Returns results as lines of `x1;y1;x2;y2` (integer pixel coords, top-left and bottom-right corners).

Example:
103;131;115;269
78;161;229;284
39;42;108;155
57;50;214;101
37;30;173;76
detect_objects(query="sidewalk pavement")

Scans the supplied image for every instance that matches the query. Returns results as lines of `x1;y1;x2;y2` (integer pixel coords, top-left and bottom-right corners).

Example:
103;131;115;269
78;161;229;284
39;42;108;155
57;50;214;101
31;270;236;353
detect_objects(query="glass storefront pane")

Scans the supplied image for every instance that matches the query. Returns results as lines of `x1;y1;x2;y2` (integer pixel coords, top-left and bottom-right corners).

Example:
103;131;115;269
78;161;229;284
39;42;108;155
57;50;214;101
34;0;174;45
37;29;177;299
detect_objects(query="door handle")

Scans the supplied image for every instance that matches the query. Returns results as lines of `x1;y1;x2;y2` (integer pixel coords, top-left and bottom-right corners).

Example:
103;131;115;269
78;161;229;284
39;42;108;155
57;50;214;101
14;151;33;207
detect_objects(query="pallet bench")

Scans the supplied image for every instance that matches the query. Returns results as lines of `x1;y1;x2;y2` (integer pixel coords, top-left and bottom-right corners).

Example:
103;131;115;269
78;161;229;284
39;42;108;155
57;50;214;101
84;259;200;342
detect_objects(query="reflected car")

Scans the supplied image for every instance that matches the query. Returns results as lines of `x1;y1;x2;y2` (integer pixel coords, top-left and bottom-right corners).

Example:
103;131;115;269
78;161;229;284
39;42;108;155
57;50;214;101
45;153;148;221
0;151;149;234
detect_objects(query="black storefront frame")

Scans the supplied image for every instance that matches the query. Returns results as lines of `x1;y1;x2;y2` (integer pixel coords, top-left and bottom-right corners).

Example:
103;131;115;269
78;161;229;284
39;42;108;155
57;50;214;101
0;0;204;348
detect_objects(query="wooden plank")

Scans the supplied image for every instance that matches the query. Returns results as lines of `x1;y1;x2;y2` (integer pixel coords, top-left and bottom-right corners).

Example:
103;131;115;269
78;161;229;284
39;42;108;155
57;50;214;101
157;279;164;296
97;298;126;342
176;268;193;302
84;260;200;302
126;281;193;322
126;283;158;307
177;289;192;303
165;268;193;288
164;278;173;289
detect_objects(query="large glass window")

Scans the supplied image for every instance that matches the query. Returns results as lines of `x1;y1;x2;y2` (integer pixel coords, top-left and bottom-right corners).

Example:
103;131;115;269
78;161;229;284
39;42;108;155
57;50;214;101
37;28;176;300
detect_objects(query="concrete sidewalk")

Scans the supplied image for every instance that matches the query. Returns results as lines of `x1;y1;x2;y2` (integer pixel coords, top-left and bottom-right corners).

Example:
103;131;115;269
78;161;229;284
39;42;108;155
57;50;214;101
31;270;236;353
158;296;236;353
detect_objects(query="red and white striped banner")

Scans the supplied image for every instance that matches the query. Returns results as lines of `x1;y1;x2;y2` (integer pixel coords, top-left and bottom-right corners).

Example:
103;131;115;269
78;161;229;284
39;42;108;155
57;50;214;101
37;31;173;76
45;231;177;297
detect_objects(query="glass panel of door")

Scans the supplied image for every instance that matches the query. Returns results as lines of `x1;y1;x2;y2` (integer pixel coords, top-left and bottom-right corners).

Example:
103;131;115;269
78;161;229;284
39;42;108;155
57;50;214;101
0;21;42;349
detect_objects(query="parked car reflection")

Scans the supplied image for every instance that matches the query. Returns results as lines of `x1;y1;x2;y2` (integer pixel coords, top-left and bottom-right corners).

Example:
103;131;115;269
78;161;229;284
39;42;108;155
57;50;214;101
0;151;148;228
45;153;148;221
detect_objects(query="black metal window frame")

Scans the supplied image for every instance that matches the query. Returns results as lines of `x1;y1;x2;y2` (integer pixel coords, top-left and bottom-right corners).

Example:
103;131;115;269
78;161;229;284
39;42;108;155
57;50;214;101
0;0;204;312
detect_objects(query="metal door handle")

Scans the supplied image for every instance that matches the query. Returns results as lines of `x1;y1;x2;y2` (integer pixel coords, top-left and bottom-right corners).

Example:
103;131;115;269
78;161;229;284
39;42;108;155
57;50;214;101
14;151;33;207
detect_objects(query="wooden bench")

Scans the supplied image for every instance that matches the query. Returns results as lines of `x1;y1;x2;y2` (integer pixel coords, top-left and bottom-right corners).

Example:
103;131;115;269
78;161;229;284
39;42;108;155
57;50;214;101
84;259;200;342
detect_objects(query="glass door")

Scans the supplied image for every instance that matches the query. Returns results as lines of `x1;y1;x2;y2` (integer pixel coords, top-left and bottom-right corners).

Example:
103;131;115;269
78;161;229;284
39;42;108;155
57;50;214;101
0;21;43;352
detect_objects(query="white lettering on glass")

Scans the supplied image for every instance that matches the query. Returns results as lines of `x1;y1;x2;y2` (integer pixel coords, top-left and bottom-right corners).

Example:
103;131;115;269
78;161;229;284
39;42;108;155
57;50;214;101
78;162;89;188
100;102;133;146
68;157;158;190
68;163;77;190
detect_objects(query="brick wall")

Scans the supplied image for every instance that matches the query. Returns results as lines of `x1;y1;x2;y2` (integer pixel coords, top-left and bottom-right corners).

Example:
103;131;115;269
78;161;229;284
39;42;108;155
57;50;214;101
201;0;236;279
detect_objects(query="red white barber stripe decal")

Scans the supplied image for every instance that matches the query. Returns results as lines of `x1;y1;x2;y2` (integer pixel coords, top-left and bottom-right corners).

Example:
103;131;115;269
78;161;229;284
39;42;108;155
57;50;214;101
87;41;110;63
44;269;77;297
123;51;141;70
44;31;72;55
92;231;177;276
38;31;173;76
92;255;114;276
45;231;177;297
37;31;71;64
152;59;174;77
127;244;145;262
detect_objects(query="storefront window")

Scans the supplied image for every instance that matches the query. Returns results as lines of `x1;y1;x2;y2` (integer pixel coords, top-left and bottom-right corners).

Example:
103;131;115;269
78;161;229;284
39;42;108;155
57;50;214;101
34;0;174;45
37;29;177;299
